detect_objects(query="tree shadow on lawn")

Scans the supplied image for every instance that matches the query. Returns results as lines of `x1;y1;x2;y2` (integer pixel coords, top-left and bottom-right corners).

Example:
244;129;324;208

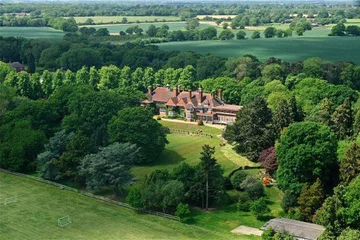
148;149;186;167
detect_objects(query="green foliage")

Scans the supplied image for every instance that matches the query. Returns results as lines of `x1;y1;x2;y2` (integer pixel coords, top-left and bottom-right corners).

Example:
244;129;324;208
185;18;199;30
230;171;248;190
264;27;276;38
236;30;246;40
331;98;354;139
251;30;261;39
224;97;274;161
297;178;325;222
340;142;360;185
337;228;360;240
108;107;168;163
250;197;270;219
240;176;265;200
79;142;139;195
276;122;338;194
219;30;235;40
175;203;191;221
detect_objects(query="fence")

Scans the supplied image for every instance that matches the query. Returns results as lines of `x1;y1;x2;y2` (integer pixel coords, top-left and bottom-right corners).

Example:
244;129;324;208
170;129;212;138
0;168;180;221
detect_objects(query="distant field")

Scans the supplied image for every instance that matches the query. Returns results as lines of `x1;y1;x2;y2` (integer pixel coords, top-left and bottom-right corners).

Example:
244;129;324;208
74;16;181;24
0;172;251;240
82;22;215;33
158;37;360;64
0;27;64;39
197;15;238;19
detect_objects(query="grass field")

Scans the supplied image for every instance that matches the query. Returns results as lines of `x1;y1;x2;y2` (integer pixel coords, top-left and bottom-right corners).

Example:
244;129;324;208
158;36;360;64
82;22;216;33
132;120;256;181
74;16;181;24
0;172;259;240
0;27;64;39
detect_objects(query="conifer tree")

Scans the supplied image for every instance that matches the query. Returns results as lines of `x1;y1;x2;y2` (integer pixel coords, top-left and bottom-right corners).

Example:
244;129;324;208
332;98;353;139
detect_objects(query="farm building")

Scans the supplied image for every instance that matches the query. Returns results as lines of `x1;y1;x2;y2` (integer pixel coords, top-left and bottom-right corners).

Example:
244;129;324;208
261;218;326;240
143;85;242;124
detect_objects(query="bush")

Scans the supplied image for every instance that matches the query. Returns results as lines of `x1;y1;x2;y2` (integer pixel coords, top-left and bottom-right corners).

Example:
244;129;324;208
250;197;271;219
175;203;191;222
231;171;248;190
240;176;265;200
197;120;204;126
156;115;161;120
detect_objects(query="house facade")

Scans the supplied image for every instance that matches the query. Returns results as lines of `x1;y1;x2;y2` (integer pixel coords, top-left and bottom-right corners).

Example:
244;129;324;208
143;85;242;124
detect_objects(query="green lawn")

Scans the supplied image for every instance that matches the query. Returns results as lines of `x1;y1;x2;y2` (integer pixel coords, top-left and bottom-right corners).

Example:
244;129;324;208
0;27;64;39
74;16;181;24
0;172;253;240
132;120;256;181
158;36;360;64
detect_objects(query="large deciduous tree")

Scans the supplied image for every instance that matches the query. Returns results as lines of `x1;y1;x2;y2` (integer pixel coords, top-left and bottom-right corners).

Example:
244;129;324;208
108;107;168;163
79;142;139;196
276;122;338;195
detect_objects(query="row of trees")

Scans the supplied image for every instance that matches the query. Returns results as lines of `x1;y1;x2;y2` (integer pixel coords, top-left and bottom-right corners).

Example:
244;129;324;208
329;23;360;36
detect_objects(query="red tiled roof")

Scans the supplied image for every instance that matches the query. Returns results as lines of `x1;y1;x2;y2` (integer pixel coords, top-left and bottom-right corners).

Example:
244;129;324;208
149;87;173;103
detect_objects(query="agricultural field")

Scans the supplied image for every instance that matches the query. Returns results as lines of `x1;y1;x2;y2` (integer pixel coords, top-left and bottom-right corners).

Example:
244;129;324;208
158;36;360;64
74;16;181;24
132;120;257;181
82;22;216;34
0;172;251;240
0;27;64;39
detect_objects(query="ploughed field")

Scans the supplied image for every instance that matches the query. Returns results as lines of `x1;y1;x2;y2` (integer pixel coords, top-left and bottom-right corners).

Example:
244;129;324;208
158;36;360;64
0;27;65;39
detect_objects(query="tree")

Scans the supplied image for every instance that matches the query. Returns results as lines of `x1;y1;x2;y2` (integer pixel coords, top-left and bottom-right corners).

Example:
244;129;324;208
108;107;168;163
289;94;303;122
94;28;110;36
126;187;144;208
250;197;271;219
258;147;278;175
276;122;338;195
185;18;199;30
340;143;360;185
199;27;217;40
236;30;246;39
224;97;274;161
0;61;14;83
337;229;360;240
219;30;235;40
222;22;229;29
146;24;157;37
79;142;139;196
295;26;305;36
273;99;292;138
41;70;53;97
329;23;346;36
264;27;276;38
195;145;225;209
297;178;325;222
121;17;128;24
331;98;353;139
175;203;191;222
240;176;265;200
98;65;121;90
89;66;100;89
76;66;89;85
346;25;360;36
251;31;261;39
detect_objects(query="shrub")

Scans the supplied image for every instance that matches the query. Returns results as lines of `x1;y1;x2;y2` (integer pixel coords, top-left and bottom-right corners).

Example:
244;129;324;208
175;203;191;222
231;171;248;190
156;115;161;120
197;120;204;126
250;197;271;219
240;176;265;200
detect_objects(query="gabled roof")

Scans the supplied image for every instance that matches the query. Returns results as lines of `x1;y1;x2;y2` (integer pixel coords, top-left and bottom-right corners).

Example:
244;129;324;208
147;87;173;103
8;62;24;68
261;218;325;240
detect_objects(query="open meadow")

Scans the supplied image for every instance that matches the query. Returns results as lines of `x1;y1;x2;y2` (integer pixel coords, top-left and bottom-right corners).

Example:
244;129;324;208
0;27;64;39
158;36;360;64
0;172;259;240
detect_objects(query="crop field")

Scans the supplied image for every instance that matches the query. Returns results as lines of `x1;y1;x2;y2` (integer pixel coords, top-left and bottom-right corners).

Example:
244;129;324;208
74;16;181;24
0;27;64;39
0;172;253;240
82;22;215;33
158;36;360;64
132;120;257;181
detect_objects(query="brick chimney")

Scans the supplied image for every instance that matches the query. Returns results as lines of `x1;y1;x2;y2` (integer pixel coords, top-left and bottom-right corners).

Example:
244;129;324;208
177;85;181;93
211;91;215;99
218;89;222;101
198;88;203;103
189;90;192;99
156;84;160;87
173;87;178;97
148;86;152;95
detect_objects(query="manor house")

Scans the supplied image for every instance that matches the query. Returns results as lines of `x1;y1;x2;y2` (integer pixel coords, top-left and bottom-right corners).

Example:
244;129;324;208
143;85;242;124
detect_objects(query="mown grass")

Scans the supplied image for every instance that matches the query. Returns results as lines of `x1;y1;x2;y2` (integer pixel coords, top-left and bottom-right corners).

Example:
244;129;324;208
74;16;181;24
0;27;64;39
0;172;252;240
132;120;256;181
158;36;360;64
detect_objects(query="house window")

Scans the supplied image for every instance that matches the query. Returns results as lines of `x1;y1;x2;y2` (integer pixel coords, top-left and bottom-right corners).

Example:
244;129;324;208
186;114;193;118
159;108;166;113
168;111;176;117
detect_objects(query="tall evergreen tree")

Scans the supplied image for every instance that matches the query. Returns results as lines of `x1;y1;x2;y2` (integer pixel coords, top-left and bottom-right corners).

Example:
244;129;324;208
224;97;274;161
76;66;90;85
273;99;292;138
332;98;353;139
89;66;100;89
340;143;360;185
289;94;303;122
